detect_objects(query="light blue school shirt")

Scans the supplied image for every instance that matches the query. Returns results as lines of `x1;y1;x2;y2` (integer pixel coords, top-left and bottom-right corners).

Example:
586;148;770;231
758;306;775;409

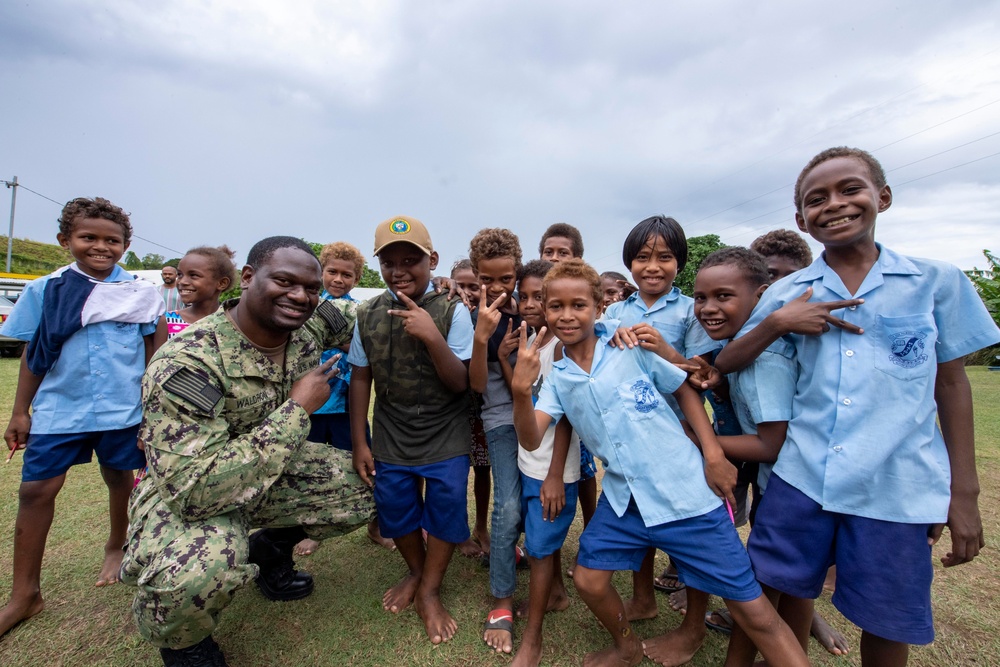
605;288;721;419
347;284;474;367
728;346;797;494
535;320;722;527
738;244;1000;523
1;264;158;434
604;287;720;358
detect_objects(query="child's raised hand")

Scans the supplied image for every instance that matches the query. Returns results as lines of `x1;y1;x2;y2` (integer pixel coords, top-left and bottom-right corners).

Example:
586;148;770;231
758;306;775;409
473;287;506;344
432;276;473;310
685;355;722;391
388;293;439;343
497;319;518;358
540;473;566;522
631;323;686;363
609;326;639;350
511;321;544;395
773;287;865;336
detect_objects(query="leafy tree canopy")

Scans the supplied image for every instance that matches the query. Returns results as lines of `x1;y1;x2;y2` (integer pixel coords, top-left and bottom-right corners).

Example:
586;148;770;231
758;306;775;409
675;234;726;296
966;249;1000;329
141;253;166;270
122;250;144;270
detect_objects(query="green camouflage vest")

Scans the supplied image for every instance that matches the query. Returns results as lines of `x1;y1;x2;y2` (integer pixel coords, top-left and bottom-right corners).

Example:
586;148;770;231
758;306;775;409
356;290;471;465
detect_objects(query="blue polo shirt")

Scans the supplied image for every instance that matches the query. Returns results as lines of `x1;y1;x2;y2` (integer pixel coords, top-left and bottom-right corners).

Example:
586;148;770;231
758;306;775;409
738;245;1000;523
729;346;797;493
1;264;158;434
535;320;722;527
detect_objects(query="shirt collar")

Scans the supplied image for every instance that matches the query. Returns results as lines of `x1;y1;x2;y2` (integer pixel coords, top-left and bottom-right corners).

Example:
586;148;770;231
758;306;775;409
622;287;680;310
552;319;619;372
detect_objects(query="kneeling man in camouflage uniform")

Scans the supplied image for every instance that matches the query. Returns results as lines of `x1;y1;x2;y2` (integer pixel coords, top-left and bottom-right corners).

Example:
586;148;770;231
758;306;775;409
122;236;376;666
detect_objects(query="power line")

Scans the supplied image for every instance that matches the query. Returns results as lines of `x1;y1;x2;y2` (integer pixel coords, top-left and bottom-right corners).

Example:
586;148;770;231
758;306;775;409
3;180;184;255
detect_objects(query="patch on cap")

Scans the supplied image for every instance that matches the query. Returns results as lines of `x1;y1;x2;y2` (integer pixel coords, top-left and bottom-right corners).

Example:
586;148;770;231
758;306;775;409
390;219;411;235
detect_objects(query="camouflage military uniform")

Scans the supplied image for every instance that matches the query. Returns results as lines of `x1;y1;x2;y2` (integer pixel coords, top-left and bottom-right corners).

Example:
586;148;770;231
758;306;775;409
120;298;375;649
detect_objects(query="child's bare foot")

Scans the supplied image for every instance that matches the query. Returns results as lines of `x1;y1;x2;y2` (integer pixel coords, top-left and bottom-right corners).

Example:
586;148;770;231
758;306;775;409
623;595;658;621
483;608;514;653
458;537;484;558
0;594;45;637
511;631;543;667
642;628;704;666
811;611;850;655
293;538;321;557
474;527;491;555
667;588;687;613
583;635;643;667
415;591;457;644
515;588;569;618
95;545;124;587
383;573;419;613
367;521;396;551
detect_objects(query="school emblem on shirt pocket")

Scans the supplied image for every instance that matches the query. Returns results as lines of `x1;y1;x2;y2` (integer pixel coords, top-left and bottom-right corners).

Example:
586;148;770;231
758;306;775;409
630;380;658;413
889;331;928;368
873;314;936;381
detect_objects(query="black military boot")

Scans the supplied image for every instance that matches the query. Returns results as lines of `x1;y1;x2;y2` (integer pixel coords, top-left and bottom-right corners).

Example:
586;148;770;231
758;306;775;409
160;635;229;667
248;527;314;601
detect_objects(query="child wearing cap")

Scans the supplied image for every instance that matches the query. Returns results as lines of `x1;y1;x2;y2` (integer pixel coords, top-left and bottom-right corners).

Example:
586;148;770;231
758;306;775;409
348;216;475;645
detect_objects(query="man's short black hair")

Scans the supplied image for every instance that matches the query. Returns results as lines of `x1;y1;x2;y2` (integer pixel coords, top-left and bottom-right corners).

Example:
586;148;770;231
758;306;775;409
246;236;317;269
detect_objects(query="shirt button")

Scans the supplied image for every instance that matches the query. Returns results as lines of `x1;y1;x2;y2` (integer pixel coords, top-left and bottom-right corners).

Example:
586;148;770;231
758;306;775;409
849;305;857;310
95;370;102;376
833;445;843;452
845;350;854;357
589;378;595;383
628;476;635;482
96;394;104;399
718;419;725;426
843;398;852;406
602;409;609;415
93;345;100;350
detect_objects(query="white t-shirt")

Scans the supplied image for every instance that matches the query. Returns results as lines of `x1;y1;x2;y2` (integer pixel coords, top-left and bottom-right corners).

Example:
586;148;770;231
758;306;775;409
519;334;581;483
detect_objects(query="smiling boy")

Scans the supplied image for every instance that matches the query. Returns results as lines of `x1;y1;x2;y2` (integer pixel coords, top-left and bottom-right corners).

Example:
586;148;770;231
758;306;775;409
349;216;475;645
715;147;1000;666
1;197;164;637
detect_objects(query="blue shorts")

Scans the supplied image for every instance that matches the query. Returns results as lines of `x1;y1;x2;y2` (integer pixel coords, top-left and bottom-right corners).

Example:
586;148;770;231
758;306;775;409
521;474;578;558
579;442;597;480
748;474;934;644
307;412;369;452
21;425;145;482
374;455;470;544
578;493;761;602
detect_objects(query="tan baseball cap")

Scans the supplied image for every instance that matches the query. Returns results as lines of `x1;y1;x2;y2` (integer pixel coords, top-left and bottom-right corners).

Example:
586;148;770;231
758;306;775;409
373;215;434;256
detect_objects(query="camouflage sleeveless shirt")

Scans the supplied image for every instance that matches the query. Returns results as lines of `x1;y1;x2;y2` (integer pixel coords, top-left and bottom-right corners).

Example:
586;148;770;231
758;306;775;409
356;290;471;465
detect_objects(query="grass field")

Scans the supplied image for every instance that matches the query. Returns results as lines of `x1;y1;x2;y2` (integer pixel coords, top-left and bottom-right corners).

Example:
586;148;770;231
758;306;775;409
0;359;998;666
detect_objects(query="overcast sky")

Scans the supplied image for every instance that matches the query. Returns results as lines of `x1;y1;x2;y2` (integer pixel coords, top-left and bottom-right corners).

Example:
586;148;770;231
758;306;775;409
2;1;998;278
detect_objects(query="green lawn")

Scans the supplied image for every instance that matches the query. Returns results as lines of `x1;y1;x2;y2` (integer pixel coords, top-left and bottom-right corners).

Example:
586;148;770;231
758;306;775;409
0;359;998;666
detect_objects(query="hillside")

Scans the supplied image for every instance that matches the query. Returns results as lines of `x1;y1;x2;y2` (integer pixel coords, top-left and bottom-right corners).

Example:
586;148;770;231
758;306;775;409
0;236;72;276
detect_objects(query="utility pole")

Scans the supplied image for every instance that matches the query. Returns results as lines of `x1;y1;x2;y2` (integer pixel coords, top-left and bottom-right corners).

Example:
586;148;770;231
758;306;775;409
4;176;16;273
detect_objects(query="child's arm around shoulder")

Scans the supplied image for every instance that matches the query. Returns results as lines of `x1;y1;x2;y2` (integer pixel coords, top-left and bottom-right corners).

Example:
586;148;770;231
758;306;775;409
388;292;468;393
714;287;865;374
931;358;984;566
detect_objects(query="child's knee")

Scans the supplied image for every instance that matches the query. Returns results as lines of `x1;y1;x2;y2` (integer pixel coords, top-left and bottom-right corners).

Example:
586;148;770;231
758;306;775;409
100;466;135;486
17;478;63;506
572;566;603;596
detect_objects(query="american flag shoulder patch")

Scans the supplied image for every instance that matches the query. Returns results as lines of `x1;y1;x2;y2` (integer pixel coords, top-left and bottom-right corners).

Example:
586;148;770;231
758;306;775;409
162;367;224;413
315;300;348;334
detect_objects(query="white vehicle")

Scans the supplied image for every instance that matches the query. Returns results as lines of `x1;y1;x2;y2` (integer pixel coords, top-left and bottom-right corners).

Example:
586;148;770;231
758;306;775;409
0;295;25;357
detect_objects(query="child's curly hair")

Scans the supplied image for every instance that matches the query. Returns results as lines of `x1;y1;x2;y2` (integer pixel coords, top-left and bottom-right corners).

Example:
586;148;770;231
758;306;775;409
185;245;237;285
319;241;366;278
793;146;887;212
58;197;132;244
543;259;602;305
749;229;812;268
468;228;523;274
698;247;769;289
518;259;553;287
